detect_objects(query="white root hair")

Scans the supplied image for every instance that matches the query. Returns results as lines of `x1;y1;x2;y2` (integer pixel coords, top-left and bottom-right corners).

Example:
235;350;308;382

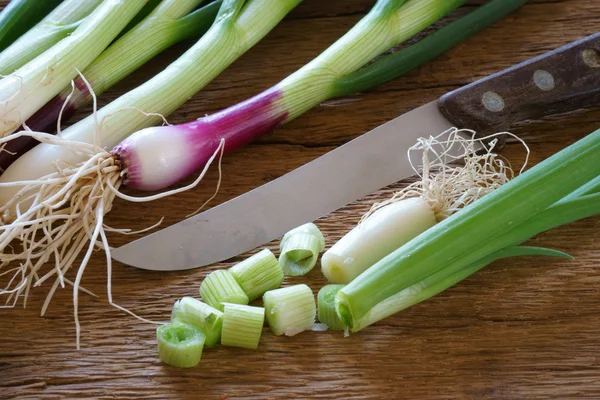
363;128;530;222
0;134;225;348
0;71;225;348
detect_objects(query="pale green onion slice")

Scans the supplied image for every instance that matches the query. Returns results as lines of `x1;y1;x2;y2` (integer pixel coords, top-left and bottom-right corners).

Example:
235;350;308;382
263;284;316;336
279;223;325;276
229;249;284;301
221;303;265;350
200;270;249;312
317;284;346;330
171;296;223;347
156;322;205;368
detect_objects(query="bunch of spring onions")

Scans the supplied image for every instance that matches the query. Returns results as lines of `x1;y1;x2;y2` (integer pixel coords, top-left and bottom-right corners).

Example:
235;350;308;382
334;127;600;332
321;129;528;284
0;0;302;349
0;0;223;170
0;0;151;137
0;0;62;52
0;0;525;346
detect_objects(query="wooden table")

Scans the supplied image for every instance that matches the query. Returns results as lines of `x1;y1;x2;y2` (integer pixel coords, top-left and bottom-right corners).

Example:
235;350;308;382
2;1;600;398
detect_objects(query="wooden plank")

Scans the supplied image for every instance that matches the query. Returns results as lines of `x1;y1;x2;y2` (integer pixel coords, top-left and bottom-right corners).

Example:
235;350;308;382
1;0;600;399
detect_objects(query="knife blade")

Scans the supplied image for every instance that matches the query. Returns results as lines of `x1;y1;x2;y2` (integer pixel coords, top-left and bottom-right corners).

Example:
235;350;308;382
112;101;452;270
112;32;600;271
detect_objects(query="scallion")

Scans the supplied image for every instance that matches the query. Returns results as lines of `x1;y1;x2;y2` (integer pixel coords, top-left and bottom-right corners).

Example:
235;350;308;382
229;249;283;301
335;127;600;329
200;270;249;312
263;284;316;336
321;128;523;285
279;223;325;276
171;296;223;347
156;322;205;368
221;303;265;349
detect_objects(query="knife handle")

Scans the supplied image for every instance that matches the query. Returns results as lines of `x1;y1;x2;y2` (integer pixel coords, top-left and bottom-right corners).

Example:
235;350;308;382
438;32;600;147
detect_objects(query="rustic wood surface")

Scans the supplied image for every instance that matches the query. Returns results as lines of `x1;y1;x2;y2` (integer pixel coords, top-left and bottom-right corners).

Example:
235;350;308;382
2;0;600;399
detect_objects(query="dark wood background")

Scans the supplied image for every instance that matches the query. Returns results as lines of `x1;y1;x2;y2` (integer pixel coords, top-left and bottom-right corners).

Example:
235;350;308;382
2;0;600;398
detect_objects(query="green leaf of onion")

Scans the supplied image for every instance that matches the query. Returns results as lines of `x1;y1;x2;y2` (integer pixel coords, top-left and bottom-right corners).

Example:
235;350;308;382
0;0;103;75
348;246;574;332
0;0;63;53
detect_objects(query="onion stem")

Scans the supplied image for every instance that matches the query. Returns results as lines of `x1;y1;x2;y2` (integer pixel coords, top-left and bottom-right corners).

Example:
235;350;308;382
0;0;103;75
0;0;148;137
0;0;62;52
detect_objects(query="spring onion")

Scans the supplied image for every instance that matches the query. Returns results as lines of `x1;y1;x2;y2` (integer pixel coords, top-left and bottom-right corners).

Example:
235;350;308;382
0;0;148;137
321;129;521;285
229;249;283;301
156;322;205;368
171;296;223;347
200;270;249;312
279;223;325;276
317;284;346;331
263;284;316;336
0;0;222;171
0;0;301;343
0;0;526;344
0;0;62;52
220;303;265;349
335;127;600;329
0;0;103;76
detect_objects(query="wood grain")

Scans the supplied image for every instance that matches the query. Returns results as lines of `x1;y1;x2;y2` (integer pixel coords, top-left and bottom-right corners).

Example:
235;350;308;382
2;1;600;399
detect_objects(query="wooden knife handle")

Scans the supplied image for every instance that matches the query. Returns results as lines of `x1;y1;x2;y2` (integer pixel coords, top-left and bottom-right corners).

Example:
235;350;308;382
438;32;600;147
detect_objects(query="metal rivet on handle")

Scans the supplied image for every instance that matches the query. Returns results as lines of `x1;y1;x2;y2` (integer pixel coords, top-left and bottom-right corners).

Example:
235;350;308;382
482;91;505;112
533;70;555;91
582;48;600;68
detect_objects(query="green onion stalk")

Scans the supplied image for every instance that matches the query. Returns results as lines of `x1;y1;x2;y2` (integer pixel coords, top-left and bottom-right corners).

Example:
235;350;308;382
0;0;222;171
0;0;104;76
0;0;63;52
348;184;600;332
0;0;149;137
336;127;600;331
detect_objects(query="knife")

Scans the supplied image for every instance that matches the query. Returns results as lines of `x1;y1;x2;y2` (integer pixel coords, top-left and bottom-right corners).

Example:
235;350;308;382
112;33;600;271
